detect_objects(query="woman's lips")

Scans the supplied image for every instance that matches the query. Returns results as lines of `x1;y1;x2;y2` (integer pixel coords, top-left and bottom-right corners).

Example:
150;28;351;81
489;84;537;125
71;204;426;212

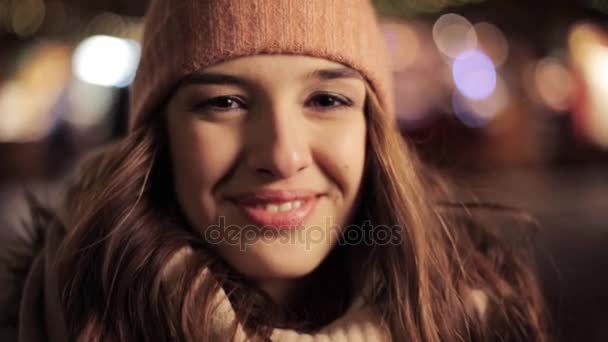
229;191;320;230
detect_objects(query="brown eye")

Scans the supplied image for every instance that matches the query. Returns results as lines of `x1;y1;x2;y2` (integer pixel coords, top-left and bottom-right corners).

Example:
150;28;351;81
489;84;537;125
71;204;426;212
307;93;352;109
193;96;246;112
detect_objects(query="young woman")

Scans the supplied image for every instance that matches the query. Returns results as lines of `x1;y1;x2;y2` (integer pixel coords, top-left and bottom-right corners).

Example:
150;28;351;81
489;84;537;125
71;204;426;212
15;0;547;341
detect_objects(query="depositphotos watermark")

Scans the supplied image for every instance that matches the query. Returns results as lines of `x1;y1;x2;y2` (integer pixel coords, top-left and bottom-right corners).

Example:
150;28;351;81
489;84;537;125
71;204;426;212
202;216;403;251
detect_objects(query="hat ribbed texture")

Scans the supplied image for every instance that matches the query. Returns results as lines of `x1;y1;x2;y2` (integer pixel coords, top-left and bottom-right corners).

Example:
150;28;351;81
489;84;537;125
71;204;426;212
129;0;394;129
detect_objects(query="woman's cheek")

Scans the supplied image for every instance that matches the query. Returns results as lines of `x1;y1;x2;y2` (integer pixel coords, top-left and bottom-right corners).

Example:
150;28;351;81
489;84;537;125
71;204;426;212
313;117;367;197
171;121;242;227
330;118;366;169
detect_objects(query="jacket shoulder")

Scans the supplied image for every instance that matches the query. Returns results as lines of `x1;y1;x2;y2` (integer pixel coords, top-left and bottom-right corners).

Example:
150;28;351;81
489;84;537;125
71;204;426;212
0;187;67;341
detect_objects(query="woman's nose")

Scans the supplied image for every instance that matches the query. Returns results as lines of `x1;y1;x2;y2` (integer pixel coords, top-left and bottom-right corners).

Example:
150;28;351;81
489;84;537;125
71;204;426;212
245;108;313;179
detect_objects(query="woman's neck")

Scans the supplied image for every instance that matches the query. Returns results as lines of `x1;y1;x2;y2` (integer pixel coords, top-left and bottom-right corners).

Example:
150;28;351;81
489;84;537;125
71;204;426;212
257;275;312;306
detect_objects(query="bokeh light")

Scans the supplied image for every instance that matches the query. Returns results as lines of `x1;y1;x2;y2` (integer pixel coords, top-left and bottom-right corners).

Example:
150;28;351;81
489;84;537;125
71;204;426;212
452;49;497;100
534;57;573;112
569;23;608;148
87;12;127;37
73;35;141;88
0;82;33;142
584;43;608;148
63;81;116;130
452;75;509;128
432;13;477;58
0;44;71;142
468;22;509;67
579;40;608;92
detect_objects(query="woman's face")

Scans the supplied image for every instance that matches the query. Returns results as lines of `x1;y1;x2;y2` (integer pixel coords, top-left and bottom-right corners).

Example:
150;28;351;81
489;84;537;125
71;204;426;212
166;55;367;297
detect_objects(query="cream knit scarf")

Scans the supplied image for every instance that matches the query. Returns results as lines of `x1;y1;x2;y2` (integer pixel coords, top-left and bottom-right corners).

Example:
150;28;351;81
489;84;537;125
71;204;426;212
162;248;391;342
18;223;390;342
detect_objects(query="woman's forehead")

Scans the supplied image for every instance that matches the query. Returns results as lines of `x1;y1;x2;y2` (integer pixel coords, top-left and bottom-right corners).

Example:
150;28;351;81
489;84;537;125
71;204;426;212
193;55;365;85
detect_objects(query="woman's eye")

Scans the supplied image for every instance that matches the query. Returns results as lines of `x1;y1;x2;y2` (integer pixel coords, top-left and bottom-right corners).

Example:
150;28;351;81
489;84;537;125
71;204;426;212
192;96;246;112
307;93;352;109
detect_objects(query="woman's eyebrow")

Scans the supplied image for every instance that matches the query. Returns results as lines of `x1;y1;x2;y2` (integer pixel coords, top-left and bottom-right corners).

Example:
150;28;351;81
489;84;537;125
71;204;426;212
176;67;363;89
305;67;364;81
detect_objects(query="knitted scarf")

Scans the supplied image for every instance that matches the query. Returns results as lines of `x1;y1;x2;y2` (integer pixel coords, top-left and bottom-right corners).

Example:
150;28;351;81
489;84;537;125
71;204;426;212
162;248;391;342
18;223;391;342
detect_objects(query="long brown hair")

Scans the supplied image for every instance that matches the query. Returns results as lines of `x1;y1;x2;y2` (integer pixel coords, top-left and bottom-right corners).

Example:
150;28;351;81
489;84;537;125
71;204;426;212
54;83;547;341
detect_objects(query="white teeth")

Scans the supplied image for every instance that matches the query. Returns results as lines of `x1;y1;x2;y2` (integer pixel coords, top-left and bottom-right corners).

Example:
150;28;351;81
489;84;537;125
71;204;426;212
254;200;304;213
278;202;293;212
266;204;279;213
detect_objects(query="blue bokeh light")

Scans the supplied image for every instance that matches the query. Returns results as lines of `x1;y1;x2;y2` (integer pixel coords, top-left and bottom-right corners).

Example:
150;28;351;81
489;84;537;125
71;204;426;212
452;50;496;100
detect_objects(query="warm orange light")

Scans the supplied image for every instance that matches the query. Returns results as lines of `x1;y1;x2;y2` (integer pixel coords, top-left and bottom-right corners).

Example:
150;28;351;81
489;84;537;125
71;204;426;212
569;23;608;148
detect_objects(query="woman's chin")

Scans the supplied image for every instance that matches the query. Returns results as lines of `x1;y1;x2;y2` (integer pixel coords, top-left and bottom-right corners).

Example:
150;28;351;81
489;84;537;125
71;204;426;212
223;243;332;280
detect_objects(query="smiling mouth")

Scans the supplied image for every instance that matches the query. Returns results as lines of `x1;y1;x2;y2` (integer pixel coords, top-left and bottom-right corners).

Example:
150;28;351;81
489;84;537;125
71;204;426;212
249;200;304;213
229;192;321;230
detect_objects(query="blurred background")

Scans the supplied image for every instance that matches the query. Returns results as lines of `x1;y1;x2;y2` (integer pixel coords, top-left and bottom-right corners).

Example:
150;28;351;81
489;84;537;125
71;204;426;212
0;0;606;340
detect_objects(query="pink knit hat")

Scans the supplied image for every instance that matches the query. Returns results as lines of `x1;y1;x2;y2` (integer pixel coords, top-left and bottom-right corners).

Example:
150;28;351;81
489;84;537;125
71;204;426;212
129;0;394;129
